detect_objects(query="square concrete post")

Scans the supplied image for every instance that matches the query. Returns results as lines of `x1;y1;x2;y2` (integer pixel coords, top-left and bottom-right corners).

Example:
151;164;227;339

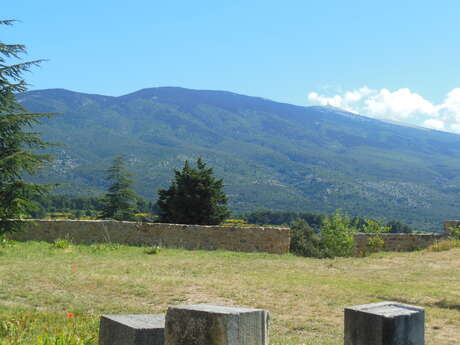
99;314;165;345
165;304;269;345
344;301;424;345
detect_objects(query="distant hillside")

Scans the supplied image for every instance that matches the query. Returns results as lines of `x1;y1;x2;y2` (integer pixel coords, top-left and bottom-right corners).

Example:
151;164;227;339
19;87;460;232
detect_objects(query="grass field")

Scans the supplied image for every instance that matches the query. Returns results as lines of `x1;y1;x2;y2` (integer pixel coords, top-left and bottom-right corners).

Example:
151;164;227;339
1;241;459;345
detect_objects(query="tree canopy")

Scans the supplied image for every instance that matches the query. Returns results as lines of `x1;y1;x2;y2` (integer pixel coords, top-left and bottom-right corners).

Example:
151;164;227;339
157;157;230;225
0;20;53;234
99;156;138;221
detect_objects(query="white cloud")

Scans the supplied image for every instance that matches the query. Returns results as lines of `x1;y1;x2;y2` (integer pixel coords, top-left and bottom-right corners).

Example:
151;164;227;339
364;88;437;120
307;87;460;133
423;119;445;131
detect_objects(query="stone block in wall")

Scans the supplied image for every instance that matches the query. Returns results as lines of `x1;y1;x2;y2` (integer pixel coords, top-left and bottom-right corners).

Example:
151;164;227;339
165;304;269;345
99;314;165;345
344;301;424;345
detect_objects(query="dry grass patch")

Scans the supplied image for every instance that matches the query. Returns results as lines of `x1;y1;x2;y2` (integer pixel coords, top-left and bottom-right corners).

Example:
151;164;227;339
0;241;459;344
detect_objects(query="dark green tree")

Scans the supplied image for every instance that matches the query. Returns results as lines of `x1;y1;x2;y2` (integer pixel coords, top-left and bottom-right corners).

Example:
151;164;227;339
289;218;324;258
387;220;413;233
0;20;53;234
157;157;230;225
99;156;138;221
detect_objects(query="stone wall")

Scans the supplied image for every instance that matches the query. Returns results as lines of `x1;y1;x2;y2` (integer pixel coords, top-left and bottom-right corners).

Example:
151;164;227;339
353;233;445;254
10;220;290;254
9;220;450;256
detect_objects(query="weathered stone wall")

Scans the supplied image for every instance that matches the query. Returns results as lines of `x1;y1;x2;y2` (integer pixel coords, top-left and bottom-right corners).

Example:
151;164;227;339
10;220;290;254
10;220;450;255
354;233;445;254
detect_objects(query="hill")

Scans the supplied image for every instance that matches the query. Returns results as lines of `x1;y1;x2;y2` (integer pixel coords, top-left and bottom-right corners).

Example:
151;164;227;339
19;87;460;231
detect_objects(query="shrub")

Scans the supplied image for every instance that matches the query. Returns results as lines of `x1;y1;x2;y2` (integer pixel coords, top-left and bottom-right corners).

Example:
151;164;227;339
134;213;157;222
320;210;357;258
0;235;16;248
387;220;413;233
50;239;72;249
427;239;460;252
367;236;385;252
428;225;460;252
362;218;391;253
289;219;324;258
290;211;358;258
448;225;460;240
144;246;161;255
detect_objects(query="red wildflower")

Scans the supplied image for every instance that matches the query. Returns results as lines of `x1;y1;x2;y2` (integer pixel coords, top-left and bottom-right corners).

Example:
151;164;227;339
66;312;74;318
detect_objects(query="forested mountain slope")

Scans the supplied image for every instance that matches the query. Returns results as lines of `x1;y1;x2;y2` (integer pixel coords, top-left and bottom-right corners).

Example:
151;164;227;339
19;87;460;231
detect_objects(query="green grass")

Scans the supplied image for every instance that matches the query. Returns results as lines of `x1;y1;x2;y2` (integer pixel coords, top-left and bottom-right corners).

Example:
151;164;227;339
1;241;460;344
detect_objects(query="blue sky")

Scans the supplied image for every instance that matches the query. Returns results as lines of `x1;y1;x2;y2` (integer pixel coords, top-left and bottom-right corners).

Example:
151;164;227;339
4;1;460;132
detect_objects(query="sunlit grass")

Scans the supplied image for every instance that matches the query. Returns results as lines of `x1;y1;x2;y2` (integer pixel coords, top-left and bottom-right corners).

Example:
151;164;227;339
1;241;459;344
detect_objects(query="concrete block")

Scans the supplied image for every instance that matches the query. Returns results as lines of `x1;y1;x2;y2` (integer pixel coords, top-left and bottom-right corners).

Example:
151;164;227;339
344;301;424;345
165;304;269;345
99;314;165;345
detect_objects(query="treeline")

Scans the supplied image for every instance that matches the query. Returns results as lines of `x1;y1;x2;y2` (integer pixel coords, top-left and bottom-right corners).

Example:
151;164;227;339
27;194;156;220
241;210;414;233
27;196;415;234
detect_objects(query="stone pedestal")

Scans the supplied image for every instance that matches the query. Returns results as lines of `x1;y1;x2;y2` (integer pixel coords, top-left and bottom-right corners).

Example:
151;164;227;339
344;301;424;345
99;314;165;345
165;304;269;345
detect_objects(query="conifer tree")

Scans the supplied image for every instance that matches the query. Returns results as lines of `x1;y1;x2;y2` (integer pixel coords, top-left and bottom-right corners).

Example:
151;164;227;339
157;157;230;225
99;156;138;221
0;20;53;234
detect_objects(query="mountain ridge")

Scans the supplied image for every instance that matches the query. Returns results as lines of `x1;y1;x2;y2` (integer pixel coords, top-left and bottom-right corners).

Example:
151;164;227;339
24;86;458;134
18;86;460;231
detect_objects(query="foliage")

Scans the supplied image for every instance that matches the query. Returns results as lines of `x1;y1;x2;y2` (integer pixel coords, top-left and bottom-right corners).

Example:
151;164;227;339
99;156;138;221
133;213;157;222
289;218;325;258
157;157;230;225
23;194;155;220
0;20;53;234
246;211;414;256
359;218;390;254
386;220;413;233
221;218;249;226
47;212;74;219
28;195;105;217
242;210;325;230
0;311;96;345
244;210;415;233
447;225;460;240
366;236;385;253
0;235;16;248
320;210;357;257
144;246;161;255
427;239;460;252
220;219;261;227
50;238;72;249
351;217;414;234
